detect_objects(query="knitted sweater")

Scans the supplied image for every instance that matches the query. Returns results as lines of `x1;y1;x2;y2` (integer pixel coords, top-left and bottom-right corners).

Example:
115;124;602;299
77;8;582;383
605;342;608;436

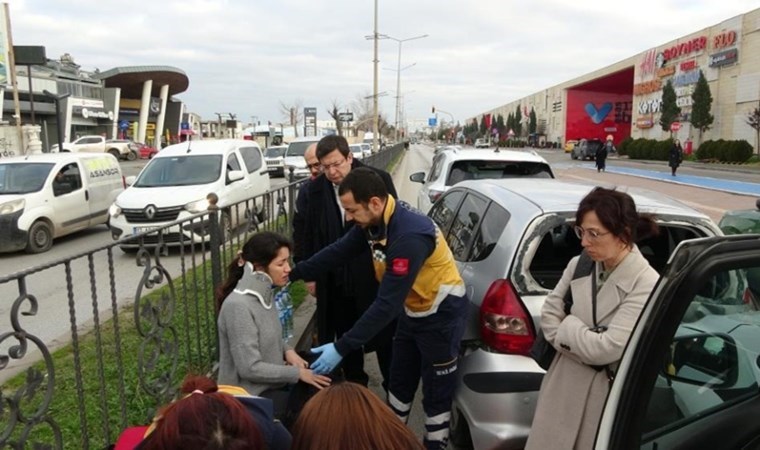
217;265;300;395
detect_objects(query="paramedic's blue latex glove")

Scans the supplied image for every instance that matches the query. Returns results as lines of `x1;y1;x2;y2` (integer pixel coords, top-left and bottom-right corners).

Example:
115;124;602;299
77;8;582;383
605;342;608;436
310;343;342;375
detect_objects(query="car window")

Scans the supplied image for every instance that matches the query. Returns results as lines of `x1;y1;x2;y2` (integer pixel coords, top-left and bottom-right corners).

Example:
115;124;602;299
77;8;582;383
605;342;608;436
445;160;553;186
428;154;445;182
447;193;488;261
528;224;583;289
53;162;83;196
265;147;285;158
640;265;760;442
469;202;510;262
429;190;465;236
239;147;263;173
135;155;222;187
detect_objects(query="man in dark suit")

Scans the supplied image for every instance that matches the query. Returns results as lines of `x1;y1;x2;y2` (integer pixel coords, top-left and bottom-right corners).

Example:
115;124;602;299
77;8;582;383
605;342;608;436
295;134;397;388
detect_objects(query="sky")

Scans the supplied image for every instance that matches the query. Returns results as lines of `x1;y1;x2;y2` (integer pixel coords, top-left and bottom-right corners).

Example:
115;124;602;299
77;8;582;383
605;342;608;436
6;0;759;128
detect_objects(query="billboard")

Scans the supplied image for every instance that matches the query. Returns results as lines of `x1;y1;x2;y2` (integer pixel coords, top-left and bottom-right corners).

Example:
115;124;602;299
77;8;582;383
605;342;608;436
304;107;317;137
0;4;10;86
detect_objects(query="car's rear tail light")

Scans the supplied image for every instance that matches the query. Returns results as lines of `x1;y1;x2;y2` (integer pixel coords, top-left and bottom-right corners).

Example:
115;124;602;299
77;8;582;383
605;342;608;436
428;189;444;204
480;279;535;355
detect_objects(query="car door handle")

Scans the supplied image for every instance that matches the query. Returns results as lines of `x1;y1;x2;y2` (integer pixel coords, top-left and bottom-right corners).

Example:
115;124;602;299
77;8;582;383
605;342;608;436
85;189;89;201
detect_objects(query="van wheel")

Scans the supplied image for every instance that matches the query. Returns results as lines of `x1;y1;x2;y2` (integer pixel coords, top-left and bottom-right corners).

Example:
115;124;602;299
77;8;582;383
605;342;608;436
26;221;53;253
449;406;474;450
126;150;138;161
108;149;121;160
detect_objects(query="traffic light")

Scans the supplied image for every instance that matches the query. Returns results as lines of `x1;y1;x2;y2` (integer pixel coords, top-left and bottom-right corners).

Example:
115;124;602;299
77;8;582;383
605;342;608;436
432;106;435;114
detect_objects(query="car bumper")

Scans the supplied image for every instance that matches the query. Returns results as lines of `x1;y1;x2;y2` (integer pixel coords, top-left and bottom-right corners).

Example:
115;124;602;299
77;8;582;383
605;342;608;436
109;212;214;247
454;347;545;450
0;210;28;253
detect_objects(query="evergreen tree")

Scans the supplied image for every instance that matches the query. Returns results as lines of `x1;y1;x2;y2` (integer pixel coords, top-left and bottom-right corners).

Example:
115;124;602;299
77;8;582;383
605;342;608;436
529;107;537;135
515;106;523;136
659;79;680;134
479;116;487;135
507;112;514;132
691;70;714;145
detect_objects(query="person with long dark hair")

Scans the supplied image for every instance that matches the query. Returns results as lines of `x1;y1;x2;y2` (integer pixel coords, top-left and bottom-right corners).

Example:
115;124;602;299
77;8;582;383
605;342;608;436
526;187;660;449
215;231;330;418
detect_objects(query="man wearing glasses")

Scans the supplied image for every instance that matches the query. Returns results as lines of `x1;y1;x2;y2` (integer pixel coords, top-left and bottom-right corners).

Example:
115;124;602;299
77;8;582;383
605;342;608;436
293;143;322;266
294;135;397;390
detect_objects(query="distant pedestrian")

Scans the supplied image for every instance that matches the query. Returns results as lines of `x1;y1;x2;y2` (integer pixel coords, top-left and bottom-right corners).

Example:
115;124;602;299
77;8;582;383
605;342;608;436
596;137;613;172
669;139;684;176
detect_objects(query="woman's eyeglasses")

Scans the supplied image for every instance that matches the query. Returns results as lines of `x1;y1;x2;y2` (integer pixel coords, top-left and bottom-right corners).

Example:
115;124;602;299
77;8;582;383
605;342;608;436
573;225;611;241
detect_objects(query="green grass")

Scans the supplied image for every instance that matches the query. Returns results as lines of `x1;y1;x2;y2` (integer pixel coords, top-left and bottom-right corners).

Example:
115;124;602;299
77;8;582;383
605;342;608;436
1;246;307;449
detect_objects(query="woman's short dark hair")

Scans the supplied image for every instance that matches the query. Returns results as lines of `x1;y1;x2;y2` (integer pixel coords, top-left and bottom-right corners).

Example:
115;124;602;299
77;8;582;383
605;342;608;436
575;187;659;246
214;231;293;312
338;167;388;204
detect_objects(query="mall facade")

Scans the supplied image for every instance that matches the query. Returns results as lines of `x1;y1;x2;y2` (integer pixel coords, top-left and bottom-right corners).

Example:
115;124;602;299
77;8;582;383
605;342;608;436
475;7;760;148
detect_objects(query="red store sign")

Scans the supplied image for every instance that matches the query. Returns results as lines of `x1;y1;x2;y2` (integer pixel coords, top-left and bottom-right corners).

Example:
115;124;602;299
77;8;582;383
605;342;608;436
680;60;698;71
714;30;737;50
662;36;707;60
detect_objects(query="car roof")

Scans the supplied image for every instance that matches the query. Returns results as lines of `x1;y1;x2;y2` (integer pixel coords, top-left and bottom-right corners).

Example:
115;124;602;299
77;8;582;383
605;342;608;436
456;179;712;219
442;148;549;163
266;145;287;149
289;136;321;143
157;139;259;157
0;153;118;164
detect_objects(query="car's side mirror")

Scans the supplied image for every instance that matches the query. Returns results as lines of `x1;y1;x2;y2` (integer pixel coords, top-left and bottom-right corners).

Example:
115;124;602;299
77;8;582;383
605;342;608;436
409;172;426;183
662;333;739;388
228;170;244;183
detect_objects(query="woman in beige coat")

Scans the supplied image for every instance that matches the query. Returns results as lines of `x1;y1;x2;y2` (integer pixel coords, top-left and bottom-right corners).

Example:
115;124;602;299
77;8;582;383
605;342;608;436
526;187;660;450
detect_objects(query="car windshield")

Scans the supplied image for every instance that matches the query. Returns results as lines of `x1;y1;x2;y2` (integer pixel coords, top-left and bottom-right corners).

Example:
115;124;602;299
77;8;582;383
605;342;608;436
134;155;222;187
445;160;553;186
350;145;363;153
265;147;285;157
0;163;54;194
286;141;314;158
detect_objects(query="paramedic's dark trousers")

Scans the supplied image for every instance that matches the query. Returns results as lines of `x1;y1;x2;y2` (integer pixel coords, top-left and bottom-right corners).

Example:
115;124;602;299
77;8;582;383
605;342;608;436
387;295;468;450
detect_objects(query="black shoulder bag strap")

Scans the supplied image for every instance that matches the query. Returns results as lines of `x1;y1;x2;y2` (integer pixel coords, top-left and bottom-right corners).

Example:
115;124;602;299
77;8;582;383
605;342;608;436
563;250;594;314
591;264;616;384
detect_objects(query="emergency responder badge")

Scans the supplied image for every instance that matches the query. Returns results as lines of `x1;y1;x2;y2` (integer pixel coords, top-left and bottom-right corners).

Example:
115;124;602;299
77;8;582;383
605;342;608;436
391;258;409;276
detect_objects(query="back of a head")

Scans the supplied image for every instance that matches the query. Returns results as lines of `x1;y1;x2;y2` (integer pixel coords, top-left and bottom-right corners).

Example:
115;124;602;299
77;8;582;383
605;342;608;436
137;376;264;450
290;382;424;450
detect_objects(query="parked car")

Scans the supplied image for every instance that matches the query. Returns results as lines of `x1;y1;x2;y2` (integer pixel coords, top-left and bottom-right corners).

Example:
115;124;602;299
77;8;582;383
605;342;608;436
474;138;489;148
264;145;287;177
138;143;158;159
564;139;579;153
424;179;724;450
284;137;320;179
409;148;554;213
51;135;139;161
571;138;604;160
108;139;270;250
361;143;372;158
718;198;760;235
0;153;124;253
349;143;364;160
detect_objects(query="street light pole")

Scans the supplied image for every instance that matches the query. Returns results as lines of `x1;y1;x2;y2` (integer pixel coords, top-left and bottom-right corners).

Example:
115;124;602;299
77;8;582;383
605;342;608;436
382;34;427;143
43;90;70;153
372;0;379;154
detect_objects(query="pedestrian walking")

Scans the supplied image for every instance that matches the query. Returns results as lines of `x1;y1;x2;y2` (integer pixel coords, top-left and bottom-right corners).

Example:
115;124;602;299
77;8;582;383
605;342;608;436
669;139;684;176
294;135;397;390
525;187;660;450
596;137;613;172
215;232;331;421
289;168;468;450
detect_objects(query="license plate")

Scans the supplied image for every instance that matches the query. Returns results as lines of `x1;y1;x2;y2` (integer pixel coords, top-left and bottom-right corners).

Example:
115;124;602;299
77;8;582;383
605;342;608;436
133;226;159;234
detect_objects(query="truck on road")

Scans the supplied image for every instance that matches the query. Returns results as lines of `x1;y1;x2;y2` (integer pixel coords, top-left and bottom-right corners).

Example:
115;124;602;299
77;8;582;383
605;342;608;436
51;135;139;161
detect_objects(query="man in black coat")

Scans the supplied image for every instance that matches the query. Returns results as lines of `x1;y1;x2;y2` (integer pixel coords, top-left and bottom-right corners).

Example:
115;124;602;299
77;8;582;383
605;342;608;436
294;135;397;388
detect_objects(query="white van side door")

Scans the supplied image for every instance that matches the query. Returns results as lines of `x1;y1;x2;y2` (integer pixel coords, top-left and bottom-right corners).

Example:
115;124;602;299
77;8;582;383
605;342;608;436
50;162;92;234
239;146;271;195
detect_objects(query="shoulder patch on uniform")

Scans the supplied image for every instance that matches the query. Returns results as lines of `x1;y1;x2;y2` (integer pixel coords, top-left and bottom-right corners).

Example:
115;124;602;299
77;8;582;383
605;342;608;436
391;258;409;276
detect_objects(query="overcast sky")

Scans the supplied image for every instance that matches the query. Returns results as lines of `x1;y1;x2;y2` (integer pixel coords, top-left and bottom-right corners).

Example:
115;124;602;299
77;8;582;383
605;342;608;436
7;0;758;127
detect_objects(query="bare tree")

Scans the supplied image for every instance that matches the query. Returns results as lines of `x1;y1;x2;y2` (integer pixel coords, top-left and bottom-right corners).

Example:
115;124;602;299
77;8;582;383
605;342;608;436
350;92;375;132
279;99;303;137
326;100;345;136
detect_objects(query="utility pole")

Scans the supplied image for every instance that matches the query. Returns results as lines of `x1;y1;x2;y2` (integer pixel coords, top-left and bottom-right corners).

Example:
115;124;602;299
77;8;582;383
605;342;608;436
372;0;379;153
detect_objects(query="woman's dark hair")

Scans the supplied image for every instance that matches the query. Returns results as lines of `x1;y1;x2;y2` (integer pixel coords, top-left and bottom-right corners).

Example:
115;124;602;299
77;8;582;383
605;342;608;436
290;382;424;450
575;187;659;246
214;231;293;312
137;375;263;450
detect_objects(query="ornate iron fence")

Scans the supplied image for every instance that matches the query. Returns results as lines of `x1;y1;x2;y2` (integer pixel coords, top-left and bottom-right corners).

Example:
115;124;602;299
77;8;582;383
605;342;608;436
0;142;404;449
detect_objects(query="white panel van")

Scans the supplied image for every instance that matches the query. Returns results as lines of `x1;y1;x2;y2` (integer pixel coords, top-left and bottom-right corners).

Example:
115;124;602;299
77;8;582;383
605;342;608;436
0;153;125;253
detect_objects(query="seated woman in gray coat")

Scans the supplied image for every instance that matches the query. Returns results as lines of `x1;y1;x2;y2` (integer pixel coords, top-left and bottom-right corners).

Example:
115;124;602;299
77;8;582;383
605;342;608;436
215;232;331;419
526;187;660;450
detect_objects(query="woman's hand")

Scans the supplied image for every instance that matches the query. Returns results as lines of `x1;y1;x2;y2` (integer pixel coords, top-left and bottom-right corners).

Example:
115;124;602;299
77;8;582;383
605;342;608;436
284;349;308;368
298;368;332;390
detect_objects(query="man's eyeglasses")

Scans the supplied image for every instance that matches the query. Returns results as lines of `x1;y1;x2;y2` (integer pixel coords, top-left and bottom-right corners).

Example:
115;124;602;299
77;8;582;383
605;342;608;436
573;225;611;241
321;158;347;172
307;162;322;170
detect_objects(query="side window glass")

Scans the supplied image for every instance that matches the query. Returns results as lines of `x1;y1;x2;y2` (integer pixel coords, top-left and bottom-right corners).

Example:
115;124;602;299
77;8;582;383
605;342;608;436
429;190;464;236
469;203;509;262
447;193;487;261
528;224;582;289
641;266;760;441
226;153;242;184
53;163;83;196
240;147;262;173
428;155;443;182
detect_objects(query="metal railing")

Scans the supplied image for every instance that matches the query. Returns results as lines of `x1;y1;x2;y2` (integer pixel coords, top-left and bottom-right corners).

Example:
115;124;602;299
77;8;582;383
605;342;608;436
0;142;404;449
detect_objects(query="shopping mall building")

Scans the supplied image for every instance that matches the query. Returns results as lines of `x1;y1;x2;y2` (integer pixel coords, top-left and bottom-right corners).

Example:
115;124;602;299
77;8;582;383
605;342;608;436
475;7;760;148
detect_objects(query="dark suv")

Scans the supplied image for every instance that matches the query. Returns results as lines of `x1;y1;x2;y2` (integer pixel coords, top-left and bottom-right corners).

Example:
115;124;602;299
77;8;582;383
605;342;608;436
571;138;604;160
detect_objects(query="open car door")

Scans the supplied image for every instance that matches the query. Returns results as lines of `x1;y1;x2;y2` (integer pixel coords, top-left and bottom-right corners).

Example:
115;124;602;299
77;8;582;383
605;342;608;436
596;235;760;450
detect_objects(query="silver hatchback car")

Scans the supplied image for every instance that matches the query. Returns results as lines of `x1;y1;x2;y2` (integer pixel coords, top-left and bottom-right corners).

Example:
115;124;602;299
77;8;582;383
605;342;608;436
426;179;723;450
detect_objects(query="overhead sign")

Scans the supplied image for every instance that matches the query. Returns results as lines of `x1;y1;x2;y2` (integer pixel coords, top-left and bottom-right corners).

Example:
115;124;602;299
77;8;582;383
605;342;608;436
709;48;739;68
118;120;129;130
338;112;353;122
428;117;437;126
180;121;190;130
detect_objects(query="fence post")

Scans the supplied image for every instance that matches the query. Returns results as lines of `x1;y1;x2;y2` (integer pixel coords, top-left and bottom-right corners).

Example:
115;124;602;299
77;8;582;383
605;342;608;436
207;193;223;290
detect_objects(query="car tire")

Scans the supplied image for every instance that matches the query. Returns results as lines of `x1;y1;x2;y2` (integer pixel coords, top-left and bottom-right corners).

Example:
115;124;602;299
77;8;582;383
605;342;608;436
449;405;474;450
126;150;138;161
26;220;53;253
119;246;139;254
108;149;121;159
571;151;578;160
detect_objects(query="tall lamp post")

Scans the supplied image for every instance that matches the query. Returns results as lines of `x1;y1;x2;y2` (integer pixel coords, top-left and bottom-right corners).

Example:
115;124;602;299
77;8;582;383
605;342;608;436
381;33;427;143
43;90;69;153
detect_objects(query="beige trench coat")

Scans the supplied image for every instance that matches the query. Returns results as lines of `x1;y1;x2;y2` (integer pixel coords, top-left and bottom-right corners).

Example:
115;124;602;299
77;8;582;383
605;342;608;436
525;246;658;450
